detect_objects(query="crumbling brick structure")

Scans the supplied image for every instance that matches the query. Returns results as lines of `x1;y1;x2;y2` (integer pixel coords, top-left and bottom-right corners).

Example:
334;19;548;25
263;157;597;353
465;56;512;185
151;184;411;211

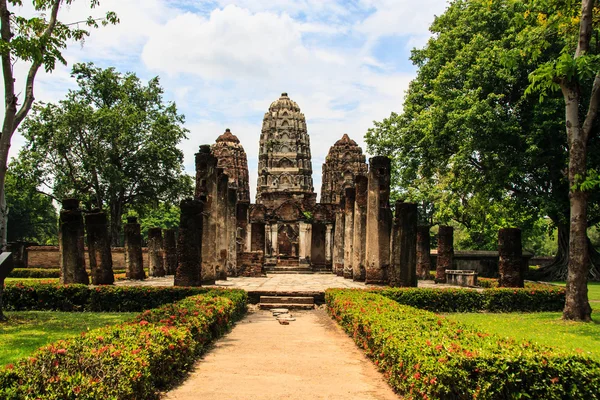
58;199;88;284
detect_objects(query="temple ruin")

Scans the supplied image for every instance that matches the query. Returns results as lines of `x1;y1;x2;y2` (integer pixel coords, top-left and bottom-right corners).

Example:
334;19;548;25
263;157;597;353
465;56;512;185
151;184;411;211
190;92;415;285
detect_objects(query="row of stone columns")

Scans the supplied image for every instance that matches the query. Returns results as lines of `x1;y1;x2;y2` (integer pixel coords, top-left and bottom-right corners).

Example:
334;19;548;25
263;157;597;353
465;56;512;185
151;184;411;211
59;199;181;285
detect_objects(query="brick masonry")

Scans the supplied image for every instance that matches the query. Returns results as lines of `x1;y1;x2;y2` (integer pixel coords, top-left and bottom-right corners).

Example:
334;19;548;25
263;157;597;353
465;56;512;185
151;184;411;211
27;246;149;269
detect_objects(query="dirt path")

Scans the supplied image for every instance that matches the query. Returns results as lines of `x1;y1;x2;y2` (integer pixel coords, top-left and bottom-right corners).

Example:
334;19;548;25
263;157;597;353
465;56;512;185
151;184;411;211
164;308;399;400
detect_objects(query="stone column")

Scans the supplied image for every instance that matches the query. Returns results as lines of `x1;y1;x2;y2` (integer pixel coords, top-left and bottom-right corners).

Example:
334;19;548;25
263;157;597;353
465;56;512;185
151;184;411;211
196;145;218;284
124;216;145;280
389;201;417;287
435;226;454;283
343;187;355;279
303;223;312;265
163;228;177;275
325;224;333;264
174;199;204;287
84;210;114;285
148;228;165;277
216;171;229;280
332;197;345;276
352;175;368;281
365;156;392;284
265;224;272;256
59;199;88;284
416;226;432;280
498;228;524;288
298;222;307;260
271;223;279;256
237;201;250;254
227;187;238;277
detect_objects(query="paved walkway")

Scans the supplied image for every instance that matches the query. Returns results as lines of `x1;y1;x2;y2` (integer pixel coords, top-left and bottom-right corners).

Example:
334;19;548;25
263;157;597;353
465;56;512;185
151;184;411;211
164;308;400;400
116;274;443;292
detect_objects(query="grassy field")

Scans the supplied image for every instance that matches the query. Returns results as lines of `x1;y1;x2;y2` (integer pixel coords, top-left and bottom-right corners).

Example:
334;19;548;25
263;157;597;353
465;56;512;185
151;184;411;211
0;311;136;366
447;282;600;360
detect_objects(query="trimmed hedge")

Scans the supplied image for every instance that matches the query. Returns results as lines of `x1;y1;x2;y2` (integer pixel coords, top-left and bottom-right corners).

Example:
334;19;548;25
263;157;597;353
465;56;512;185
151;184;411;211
3;282;246;314
376;285;565;313
326;289;600;399
0;292;246;399
8;268;60;278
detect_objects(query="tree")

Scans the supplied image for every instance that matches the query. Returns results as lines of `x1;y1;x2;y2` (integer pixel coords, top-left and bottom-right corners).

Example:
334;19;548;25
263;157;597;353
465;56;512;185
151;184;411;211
365;0;600;286
0;0;117;250
522;0;600;320
5;166;57;244
15;63;193;245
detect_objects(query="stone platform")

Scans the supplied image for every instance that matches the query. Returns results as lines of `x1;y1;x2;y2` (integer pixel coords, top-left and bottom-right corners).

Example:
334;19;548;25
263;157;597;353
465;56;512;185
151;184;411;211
115;274;446;303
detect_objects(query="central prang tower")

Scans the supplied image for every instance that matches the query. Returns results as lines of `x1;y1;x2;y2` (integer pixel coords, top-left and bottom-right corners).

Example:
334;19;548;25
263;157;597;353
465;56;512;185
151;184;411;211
256;92;316;210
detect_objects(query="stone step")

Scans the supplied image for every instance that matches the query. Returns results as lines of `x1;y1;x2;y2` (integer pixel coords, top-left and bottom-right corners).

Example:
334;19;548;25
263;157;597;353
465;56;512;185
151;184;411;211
259;303;315;310
260;296;314;305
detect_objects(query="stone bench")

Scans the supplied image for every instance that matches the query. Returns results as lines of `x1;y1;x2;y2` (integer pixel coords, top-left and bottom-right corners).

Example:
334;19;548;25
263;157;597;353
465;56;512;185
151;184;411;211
445;269;478;287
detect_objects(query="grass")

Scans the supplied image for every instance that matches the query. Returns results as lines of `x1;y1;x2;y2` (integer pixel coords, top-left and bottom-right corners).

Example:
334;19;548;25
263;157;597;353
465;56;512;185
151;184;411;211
446;282;600;361
0;311;136;366
4;277;59;283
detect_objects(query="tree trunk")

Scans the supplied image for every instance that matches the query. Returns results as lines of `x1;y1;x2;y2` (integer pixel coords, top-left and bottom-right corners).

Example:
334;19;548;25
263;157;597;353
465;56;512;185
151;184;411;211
562;83;592;321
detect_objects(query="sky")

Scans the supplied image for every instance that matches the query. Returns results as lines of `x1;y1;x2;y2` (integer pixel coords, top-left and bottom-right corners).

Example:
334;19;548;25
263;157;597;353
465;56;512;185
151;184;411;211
6;0;449;201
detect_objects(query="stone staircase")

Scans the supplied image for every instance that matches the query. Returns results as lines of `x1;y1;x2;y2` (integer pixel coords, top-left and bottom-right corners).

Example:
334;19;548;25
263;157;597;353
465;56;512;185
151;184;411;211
263;258;333;274
258;295;315;310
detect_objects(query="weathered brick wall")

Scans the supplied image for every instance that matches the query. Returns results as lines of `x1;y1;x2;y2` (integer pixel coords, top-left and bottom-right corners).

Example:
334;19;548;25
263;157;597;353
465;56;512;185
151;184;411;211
238;251;264;277
27;246;149;269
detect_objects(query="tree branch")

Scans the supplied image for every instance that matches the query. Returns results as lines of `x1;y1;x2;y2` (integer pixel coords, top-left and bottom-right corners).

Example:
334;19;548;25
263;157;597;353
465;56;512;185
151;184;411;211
576;0;594;57
582;72;600;141
0;0;16;134
14;0;61;130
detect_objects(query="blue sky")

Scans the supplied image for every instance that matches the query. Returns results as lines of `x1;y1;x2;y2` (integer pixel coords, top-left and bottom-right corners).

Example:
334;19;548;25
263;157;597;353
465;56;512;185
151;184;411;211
7;0;449;201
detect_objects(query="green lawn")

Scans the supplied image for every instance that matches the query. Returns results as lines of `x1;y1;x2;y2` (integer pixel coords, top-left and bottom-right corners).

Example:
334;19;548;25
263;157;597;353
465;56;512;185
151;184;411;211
447;282;600;361
0;311;136;366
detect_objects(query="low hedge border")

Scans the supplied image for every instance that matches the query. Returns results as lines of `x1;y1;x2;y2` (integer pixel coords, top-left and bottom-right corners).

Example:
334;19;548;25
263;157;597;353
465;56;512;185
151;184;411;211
376;285;565;313
326;289;600;399
8;268;136;279
3;282;247;315
0;292;247;399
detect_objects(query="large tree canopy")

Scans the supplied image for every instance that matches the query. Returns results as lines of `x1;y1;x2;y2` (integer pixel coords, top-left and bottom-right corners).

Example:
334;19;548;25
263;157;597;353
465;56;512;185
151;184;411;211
15;63;193;245
365;0;600;279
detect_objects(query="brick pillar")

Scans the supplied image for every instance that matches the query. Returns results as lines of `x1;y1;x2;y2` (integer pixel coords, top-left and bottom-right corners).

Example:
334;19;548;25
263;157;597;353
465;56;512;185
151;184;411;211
59;199;88;284
216;170;229;280
163;228;177;275
498;228;524;288
174;199;204;287
237;201;250;254
227;187;238;276
343;187;355;279
84;210;114;285
124;216;145;280
389;201;417;287
332;197;345;276
352;175;368;281
416;225;432;280
365;156;392;284
325;224;333;264
195;145;218;284
435;226;454;283
7;242;27;268
148;228;165;277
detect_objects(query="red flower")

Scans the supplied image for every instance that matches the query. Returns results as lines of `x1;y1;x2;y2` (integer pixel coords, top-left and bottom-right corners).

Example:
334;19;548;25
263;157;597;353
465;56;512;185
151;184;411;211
139;320;149;326
551;377;559;384
56;348;67;355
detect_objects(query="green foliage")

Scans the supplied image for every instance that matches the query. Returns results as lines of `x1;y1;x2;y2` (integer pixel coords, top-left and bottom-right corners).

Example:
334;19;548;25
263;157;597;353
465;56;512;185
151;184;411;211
8;268;59;279
5;169;57;245
123;202;183;242
0;311;136;367
0;293;246;399
365;0;600;250
326;289;600;399
376;285;565;313
15;62;192;244
3;281;247;315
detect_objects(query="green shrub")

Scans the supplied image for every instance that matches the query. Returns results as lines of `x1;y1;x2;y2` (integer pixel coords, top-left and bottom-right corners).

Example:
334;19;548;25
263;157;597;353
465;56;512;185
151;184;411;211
0;293;246;399
377;285;565;313
8;268;60;278
326;289;600;399
3;282;247;314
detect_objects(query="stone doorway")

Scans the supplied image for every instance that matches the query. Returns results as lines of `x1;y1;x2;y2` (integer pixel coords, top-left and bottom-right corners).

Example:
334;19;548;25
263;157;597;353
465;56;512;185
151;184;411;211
278;224;298;257
251;223;265;252
311;223;326;265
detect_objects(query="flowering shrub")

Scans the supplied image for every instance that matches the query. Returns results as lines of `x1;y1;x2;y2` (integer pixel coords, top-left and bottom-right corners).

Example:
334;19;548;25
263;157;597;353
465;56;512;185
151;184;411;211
326;289;600;399
376;285;565;312
3;282;246;314
0;292;246;399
